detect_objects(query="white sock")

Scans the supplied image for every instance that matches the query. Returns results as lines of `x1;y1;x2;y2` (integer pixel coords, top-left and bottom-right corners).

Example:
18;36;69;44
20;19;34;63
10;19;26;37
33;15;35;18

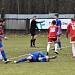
72;44;75;56
54;43;58;52
47;43;50;53
0;52;2;60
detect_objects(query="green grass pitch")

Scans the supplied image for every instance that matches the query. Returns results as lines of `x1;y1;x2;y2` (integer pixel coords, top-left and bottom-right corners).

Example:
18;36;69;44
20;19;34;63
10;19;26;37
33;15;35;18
0;33;75;75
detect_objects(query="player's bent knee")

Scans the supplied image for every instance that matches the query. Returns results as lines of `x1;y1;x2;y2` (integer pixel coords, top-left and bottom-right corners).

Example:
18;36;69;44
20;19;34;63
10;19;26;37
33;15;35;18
27;56;32;60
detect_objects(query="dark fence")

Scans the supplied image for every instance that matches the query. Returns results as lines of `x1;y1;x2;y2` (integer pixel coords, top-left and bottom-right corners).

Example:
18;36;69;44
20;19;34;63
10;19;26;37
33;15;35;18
0;0;75;14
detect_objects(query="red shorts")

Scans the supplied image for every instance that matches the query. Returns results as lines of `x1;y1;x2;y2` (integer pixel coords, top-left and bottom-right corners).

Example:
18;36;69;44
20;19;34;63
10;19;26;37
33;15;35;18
48;38;57;43
70;36;75;43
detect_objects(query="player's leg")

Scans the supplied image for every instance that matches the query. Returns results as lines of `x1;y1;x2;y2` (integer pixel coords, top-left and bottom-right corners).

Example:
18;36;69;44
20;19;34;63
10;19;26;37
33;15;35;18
57;36;62;50
54;43;58;54
47;43;50;55
0;51;2;60
70;36;75;57
0;41;3;60
0;42;7;61
72;43;75;57
14;58;28;63
33;35;37;47
30;35;34;47
0;42;11;63
14;56;33;63
52;38;59;54
46;38;52;55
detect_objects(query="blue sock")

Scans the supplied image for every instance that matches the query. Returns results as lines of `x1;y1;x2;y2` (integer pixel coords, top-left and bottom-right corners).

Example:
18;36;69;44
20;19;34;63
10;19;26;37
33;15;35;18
1;50;7;61
58;42;61;48
16;58;27;63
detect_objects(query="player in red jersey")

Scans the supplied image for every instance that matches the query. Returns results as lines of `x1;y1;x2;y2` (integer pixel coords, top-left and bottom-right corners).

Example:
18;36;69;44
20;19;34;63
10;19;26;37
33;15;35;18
66;18;75;57
46;20;60;55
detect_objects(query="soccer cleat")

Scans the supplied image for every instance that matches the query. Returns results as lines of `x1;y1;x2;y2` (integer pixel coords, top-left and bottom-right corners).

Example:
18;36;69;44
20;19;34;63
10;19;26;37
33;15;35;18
5;59;12;64
14;61;17;64
54;51;59;54
46;52;49;55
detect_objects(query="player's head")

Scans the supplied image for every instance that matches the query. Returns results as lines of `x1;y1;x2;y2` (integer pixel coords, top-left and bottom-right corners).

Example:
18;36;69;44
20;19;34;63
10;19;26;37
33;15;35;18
33;16;36;20
51;20;56;25
55;13;59;18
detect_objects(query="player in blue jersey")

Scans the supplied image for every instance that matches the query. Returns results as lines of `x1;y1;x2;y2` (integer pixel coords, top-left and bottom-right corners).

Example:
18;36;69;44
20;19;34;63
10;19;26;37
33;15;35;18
14;51;57;63
55;14;62;50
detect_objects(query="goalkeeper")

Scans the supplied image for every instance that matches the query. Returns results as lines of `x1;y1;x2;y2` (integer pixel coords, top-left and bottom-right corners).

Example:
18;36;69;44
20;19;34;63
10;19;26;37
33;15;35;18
14;51;57;63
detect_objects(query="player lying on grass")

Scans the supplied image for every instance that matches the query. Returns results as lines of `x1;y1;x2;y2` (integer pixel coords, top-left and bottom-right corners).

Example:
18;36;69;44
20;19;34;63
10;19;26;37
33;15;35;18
14;51;57;63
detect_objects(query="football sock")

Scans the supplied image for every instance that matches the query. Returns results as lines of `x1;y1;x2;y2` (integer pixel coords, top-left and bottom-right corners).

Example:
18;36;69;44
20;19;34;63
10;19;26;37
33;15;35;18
31;39;33;47
72;44;75;56
33;39;36;47
1;50;7;61
54;43;58;52
0;52;2;60
16;58;27;63
47;43;50;54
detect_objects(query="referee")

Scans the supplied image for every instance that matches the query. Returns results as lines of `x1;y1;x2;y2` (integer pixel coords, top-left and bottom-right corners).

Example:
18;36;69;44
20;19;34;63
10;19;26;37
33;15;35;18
30;16;40;47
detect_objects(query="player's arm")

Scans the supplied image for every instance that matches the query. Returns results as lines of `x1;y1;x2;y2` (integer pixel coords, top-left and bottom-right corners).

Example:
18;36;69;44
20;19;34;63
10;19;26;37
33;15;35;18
36;21;44;24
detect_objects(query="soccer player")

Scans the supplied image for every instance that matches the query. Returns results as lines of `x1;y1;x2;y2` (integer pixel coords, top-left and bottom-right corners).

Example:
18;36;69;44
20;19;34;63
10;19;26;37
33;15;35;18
66;18;75;57
46;20;60;55
55;14;62;50
0;20;11;63
0;19;3;60
30;16;40;47
14;51;57;63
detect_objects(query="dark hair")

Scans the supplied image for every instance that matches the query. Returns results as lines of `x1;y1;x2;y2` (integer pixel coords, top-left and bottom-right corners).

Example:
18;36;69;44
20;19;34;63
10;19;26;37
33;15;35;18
52;20;56;25
55;13;59;17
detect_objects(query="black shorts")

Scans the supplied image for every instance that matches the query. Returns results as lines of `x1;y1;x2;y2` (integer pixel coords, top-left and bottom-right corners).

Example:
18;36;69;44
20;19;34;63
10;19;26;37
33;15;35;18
30;29;36;36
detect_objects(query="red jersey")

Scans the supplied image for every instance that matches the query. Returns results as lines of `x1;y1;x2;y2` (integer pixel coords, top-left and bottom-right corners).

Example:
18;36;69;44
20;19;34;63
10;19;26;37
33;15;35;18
0;26;4;41
66;21;75;38
48;25;59;38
